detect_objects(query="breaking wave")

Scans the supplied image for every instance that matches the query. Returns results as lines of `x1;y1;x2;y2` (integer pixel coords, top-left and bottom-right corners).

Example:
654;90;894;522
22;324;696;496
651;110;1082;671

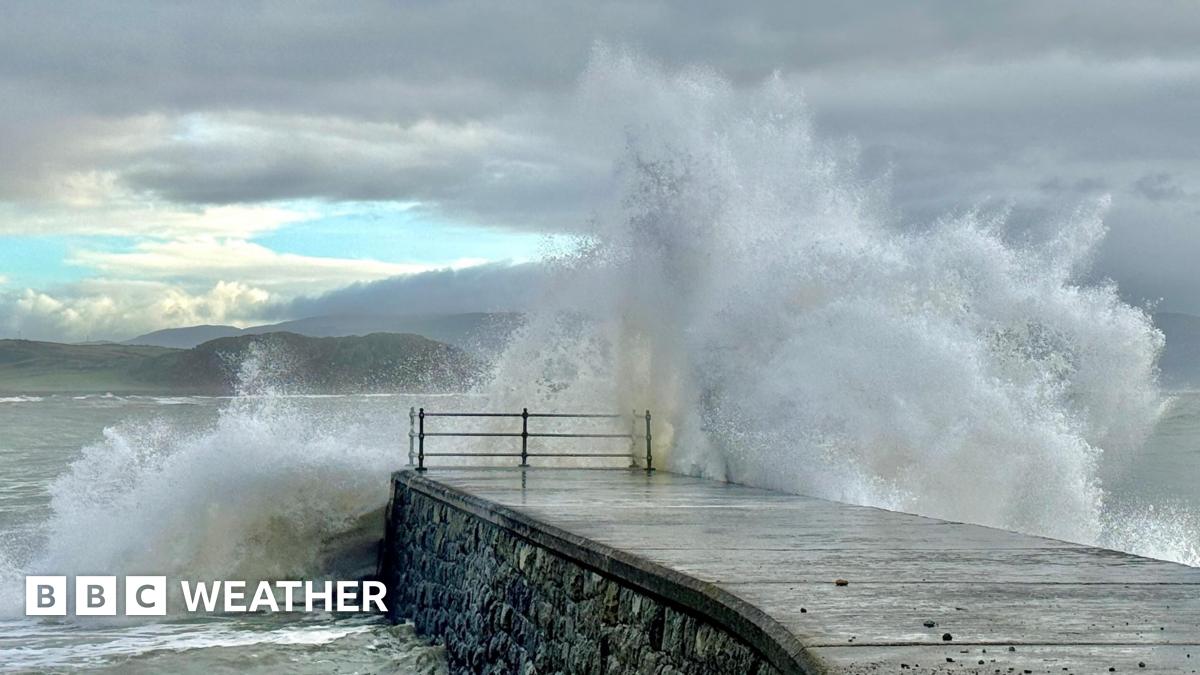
2;48;1192;619
484;48;1187;563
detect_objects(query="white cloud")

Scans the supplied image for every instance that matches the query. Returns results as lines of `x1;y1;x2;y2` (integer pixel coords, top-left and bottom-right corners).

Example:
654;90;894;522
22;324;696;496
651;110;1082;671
0;236;499;341
0;200;315;239
68;237;481;294
1;225;501;341
1;280;274;341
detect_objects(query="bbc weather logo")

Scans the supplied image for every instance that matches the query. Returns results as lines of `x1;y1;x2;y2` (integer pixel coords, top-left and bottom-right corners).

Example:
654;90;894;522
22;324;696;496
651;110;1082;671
26;576;166;616
25;576;386;616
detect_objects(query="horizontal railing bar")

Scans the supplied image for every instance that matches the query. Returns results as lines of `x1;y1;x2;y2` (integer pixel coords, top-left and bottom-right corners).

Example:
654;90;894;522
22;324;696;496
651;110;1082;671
525;453;635;457
422;412;628;419
423;432;524;437
528;433;637;438
423;432;642;439
423;452;525;457
423;452;634;458
527;413;627;419
422;412;524;418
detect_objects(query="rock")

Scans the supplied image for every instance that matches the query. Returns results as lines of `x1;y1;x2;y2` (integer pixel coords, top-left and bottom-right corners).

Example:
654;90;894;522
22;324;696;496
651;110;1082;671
834;579;849;586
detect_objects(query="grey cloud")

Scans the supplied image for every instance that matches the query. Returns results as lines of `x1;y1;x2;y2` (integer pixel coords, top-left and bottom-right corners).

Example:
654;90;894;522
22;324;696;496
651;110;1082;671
1097;202;1200;312
116;114;609;230
1132;173;1188;202
272;262;548;319
3;0;1200;313
1039;177;1109;194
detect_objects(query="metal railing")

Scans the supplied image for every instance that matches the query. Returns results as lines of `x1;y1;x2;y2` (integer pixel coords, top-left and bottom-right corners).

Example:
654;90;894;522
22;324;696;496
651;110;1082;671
407;407;653;473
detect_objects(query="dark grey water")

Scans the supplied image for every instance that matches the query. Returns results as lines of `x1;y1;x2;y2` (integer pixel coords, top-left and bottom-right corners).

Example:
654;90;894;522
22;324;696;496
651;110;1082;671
1;390;1197;671
0;393;448;674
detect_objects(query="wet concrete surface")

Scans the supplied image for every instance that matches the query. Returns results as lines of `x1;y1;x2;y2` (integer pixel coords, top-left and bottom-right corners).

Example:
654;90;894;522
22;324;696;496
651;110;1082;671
405;467;1200;674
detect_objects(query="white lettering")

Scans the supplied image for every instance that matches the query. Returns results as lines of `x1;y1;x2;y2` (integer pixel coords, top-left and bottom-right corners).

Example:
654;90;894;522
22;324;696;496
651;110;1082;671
335;581;358;612
76;576;117;616
124;576;166;616
362;581;387;612
305;580;332;612
249;581;280;612
224;581;246;612
26;576;66;616
277;580;302;611
27;577;382;615
180;581;220;612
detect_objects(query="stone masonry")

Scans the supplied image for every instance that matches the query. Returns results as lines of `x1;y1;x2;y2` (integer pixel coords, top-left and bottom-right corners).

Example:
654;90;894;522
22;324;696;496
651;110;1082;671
382;476;783;675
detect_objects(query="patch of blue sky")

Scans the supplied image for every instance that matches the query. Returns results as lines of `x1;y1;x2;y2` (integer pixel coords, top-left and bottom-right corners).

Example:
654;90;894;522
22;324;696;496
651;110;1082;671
256;201;575;266
0;235;131;287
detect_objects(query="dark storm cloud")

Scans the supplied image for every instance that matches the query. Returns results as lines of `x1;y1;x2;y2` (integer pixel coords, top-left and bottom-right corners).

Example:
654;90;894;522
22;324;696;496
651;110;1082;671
2;0;1200;309
274;262;547;318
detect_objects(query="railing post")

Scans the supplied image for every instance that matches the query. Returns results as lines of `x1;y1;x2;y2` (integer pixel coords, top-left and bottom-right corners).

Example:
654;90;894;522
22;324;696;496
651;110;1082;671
417;407;426;472
629;409;638;468
407;406;416;466
644;410;654;473
520;407;529;467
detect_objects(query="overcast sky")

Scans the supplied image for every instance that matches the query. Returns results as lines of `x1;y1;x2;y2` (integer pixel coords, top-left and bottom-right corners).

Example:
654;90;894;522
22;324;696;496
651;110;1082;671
1;1;1197;341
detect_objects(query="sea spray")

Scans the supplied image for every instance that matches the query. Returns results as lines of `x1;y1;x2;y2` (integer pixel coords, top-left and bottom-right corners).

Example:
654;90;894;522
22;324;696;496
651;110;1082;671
482;48;1182;560
0;346;412;616
2;48;1192;608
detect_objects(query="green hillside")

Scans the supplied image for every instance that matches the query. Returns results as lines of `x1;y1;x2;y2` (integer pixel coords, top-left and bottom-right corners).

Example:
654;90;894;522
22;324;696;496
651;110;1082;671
0;341;179;393
0;332;480;394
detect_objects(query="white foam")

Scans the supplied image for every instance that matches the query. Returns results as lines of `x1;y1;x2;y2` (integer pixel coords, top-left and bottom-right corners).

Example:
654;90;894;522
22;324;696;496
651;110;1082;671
0;616;378;671
4;50;1192;612
480;48;1188;563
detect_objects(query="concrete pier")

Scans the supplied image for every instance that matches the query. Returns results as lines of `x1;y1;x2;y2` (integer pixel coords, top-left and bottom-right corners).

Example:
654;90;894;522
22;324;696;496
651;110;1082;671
386;468;1200;674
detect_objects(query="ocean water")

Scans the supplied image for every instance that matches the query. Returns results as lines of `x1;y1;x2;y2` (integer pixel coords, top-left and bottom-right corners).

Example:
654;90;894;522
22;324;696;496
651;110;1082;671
0;393;449;674
2;389;1197;670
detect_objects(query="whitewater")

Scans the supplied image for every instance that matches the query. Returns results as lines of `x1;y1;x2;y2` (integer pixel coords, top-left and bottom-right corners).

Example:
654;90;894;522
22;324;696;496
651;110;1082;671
488;48;1182;560
0;49;1196;671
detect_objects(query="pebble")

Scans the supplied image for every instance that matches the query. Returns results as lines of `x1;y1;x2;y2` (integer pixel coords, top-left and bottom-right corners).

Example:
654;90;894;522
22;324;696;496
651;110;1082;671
923;620;936;627
942;633;953;641
834;578;849;586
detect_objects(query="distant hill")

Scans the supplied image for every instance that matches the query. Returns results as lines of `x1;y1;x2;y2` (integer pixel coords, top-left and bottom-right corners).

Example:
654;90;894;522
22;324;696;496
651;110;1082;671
125;312;522;356
96;310;1200;391
0;332;480;395
0;341;179;393
126;324;243;349
1155;312;1200;389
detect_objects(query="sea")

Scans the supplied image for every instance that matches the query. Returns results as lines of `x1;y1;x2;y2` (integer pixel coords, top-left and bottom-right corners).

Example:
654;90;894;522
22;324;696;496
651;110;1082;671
1;390;1198;671
0;393;451;674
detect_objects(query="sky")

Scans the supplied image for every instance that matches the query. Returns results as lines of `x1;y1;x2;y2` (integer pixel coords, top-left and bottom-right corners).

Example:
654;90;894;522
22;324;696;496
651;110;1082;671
1;1;1198;342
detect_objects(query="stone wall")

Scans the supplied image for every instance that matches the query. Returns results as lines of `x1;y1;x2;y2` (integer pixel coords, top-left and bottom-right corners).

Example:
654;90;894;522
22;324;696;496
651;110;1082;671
381;472;788;675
